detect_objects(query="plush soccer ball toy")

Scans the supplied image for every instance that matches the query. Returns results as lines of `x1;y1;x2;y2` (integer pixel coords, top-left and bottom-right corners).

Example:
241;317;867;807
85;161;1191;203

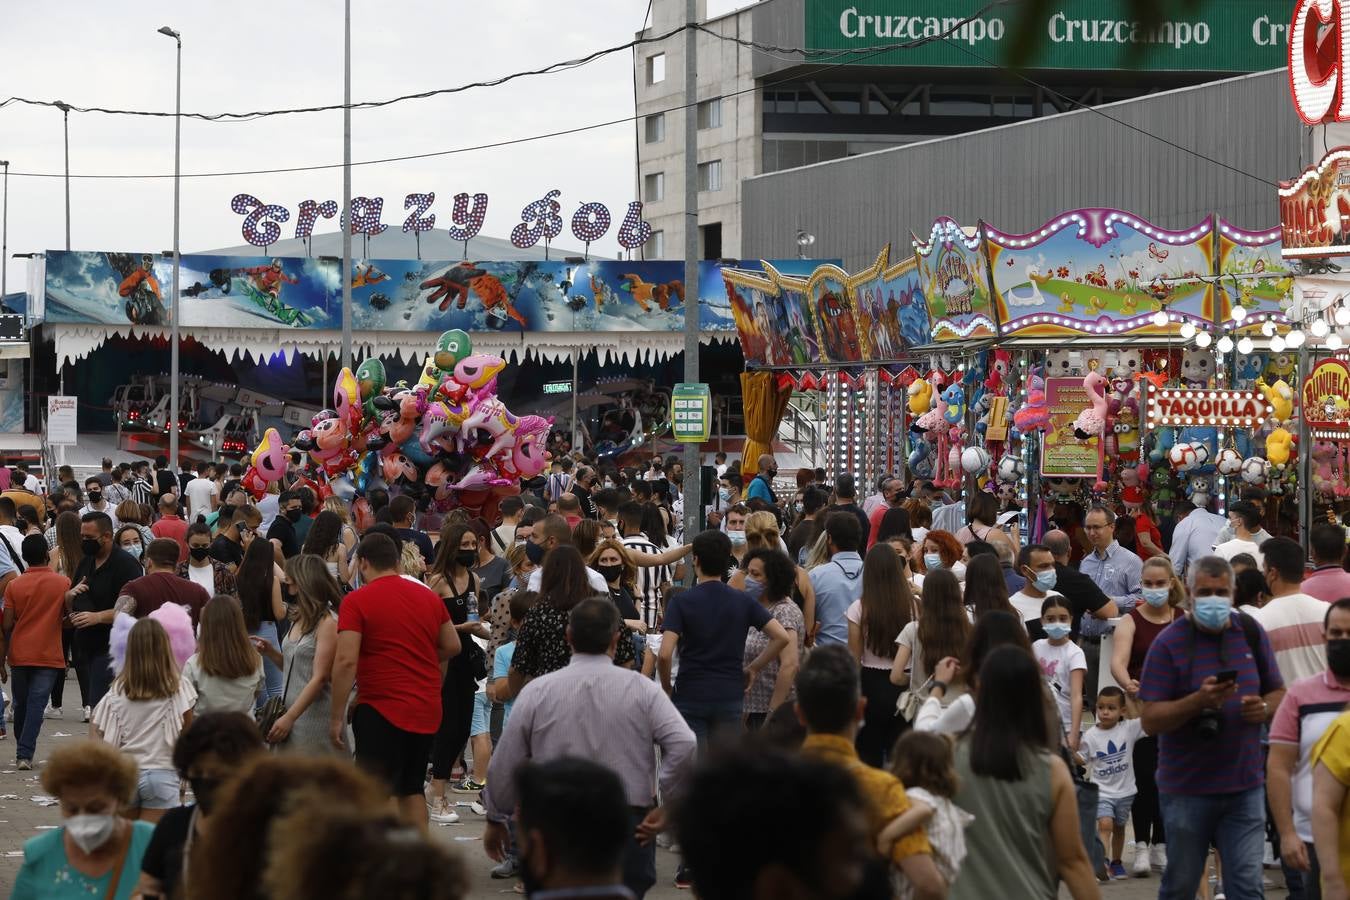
1168;442;1208;473
961;446;991;475
1215;448;1243;477
1239;456;1268;485
996;454;1025;484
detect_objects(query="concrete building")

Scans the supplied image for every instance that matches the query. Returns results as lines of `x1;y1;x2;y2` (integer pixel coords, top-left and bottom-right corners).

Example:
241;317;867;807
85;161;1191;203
741;69;1302;269
633;0;1291;262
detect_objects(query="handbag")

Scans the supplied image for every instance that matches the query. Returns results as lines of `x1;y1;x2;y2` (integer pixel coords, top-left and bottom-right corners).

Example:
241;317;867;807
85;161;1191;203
896;674;934;722
256;648;294;739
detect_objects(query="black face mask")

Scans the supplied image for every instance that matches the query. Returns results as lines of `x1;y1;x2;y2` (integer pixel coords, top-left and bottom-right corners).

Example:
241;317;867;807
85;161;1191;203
597;563;624;584
455;550;477;568
87;491;102;504
81;538;101;558
285;508;303;523
1329;639;1350;678
219;504;235;521
189;776;223;815
189;546;212;562
524;540;545;565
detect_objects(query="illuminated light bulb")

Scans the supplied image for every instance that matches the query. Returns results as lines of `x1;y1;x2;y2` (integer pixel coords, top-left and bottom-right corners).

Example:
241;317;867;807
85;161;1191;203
1287;329;1306;349
1313;319;1331;338
1270;335;1287;352
1180;322;1197;339
1217;336;1234;354
1231;305;1247;322
1261;320;1276;337
1195;331;1212;348
1237;337;1254;355
1151;311;1168;327
1338;306;1350;326
1331;334;1346;351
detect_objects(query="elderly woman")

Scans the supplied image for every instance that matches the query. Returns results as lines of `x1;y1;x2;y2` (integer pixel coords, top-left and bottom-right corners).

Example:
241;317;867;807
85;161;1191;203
13;740;154;899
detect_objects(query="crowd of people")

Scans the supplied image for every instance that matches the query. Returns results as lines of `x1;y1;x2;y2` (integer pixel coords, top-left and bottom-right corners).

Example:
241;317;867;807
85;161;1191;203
4;451;1350;898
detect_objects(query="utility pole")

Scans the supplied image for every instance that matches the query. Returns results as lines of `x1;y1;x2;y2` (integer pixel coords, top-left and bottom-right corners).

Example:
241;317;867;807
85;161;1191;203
55;102;70;249
159;26;183;473
681;0;701;544
340;0;353;371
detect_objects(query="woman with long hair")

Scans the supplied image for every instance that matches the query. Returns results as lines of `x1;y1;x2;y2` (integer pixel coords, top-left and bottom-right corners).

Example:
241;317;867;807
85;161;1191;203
114;500;155;550
892;569;972;714
876;506;913;546
848;543;917;766
732;510;817;644
258;554;343;755
1108;554;1182;874
955;491;1014;556
468;518;510;608
589;539;645;634
963;554;1015;620
917;610;1048;738
905;498;933;547
950;646;1098;899
425;522;490;819
321;495;359;556
741;548;802;731
90;619;195;824
54;511;84;577
233;538;286;702
182;597;263;715
301;510;352;586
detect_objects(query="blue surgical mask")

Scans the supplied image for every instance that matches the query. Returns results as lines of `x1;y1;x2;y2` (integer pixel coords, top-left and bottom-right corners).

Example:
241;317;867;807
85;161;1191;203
924;553;943;570
1142;587;1170;608
718;488;733;503
743;576;765;602
1043;622;1071;641
1033;569;1057;593
1192;596;1233;631
726;530;746;546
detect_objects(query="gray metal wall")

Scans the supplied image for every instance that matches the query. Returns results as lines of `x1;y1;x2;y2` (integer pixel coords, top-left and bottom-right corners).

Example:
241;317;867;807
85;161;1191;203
742;70;1304;270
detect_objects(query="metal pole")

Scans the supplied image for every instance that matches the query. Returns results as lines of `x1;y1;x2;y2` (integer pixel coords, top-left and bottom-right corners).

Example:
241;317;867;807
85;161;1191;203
340;0;353;371
56;104;70;250
1;162;8;304
680;0;701;545
571;352;580;451
160;27;183;474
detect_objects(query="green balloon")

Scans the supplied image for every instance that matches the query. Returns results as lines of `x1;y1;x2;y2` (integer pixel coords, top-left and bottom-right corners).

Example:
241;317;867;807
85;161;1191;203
356;358;387;419
433;329;472;373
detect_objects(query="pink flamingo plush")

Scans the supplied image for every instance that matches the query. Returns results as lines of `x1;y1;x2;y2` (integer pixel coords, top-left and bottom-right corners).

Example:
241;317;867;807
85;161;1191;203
1073;371;1110;441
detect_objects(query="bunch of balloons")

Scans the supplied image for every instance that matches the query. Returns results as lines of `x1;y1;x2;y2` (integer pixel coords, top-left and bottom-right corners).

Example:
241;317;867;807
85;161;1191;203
239;329;554;518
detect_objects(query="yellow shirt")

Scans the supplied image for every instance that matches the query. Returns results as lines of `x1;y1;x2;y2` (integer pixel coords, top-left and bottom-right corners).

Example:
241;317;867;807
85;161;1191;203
802;732;933;865
1311;709;1350;892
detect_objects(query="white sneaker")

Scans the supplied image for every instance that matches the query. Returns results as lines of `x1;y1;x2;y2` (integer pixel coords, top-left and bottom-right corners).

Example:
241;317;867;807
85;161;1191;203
1150;844;1167;870
43;705;62;720
429;806;460;825
1131;842;1151;877
81;707;90;723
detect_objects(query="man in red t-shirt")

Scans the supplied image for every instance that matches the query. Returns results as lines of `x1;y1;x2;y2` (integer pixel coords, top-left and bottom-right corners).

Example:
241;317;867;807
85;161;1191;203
150;494;189;563
116;539;210;628
331;533;459;831
3;536;71;766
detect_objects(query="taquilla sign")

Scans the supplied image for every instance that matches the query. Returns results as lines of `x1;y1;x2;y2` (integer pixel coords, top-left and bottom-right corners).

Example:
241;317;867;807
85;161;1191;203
806;0;1289;71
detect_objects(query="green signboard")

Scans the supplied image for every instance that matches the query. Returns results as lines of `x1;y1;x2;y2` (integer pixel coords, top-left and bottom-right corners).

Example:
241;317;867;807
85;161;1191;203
805;0;1289;72
671;383;712;444
542;380;572;395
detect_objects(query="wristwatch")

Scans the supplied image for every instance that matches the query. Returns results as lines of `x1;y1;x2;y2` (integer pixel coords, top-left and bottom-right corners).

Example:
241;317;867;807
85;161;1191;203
931;679;949;694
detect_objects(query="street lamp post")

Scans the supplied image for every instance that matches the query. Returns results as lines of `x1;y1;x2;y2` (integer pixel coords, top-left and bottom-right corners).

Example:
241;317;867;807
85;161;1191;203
1;161;9;305
341;0;353;371
53;103;70;250
158;26;182;473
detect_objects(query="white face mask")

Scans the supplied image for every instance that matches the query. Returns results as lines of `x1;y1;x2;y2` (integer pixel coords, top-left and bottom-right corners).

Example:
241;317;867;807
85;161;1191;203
65;813;117;853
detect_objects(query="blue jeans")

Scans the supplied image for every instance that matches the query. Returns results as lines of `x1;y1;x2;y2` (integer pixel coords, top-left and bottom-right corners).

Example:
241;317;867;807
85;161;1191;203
12;667;60;761
672;697;743;751
1159;787;1266;900
251;621;283;704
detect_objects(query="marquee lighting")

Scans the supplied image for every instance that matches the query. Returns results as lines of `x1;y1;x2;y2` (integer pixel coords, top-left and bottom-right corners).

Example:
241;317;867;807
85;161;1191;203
1196;331;1213;348
1288;0;1350;124
1217;335;1234;354
1180;322;1197;339
446;192;489;244
1262;320;1278;336
294;199;339;241
1288;329;1307;348
1271;335;1288;352
1218;222;1283;244
1314;319;1332;338
571;202;613;244
1146;388;1273;430
1331;333;1346;351
1151;310;1168;327
401;193;437;233
1337;306;1350;326
616;201;655;250
1237;337;1255;355
1231;305;1248;322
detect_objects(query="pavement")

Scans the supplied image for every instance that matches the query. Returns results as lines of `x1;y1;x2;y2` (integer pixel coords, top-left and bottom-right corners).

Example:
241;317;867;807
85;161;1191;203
0;679;1294;899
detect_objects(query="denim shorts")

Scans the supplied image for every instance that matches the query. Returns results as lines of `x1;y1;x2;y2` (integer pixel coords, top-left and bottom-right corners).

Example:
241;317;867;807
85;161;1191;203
470;691;491;737
1096;793;1135;826
135;768;181;810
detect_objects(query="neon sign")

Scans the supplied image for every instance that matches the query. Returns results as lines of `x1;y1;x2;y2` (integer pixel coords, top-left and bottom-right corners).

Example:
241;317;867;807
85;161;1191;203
1288;0;1350;124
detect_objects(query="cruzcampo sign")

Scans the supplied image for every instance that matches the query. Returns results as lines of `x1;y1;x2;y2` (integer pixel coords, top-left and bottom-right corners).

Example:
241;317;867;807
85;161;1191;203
671;383;712;444
805;0;1290;72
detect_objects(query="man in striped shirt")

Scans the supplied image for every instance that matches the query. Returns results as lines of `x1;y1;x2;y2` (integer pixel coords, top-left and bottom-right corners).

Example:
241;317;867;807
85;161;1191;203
619;502;668;631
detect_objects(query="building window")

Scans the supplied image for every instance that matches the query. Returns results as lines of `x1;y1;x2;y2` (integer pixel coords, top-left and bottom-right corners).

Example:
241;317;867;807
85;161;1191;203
648;230;665;258
644;113;665;143
697;160;722;193
697;98;722;130
643;172;665;202
646;53;666;85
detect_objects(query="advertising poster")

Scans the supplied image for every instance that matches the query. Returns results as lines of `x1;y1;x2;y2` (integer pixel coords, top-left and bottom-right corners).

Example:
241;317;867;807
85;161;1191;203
914;218;997;341
849;246;932;355
1215;221;1292;328
987;210;1216;338
1041;377;1098;477
45;251;336;328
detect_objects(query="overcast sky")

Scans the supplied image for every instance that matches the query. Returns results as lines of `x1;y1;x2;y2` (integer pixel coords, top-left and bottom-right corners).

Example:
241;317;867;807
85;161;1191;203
0;0;743;288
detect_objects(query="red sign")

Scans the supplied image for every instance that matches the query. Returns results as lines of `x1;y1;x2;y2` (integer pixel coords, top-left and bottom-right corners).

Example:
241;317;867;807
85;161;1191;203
1289;0;1350;124
1146;389;1270;429
1279;148;1350;258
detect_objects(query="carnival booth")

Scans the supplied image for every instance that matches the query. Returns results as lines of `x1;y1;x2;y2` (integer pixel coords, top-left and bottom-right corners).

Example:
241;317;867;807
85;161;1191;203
897;209;1301;548
722;245;931;489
